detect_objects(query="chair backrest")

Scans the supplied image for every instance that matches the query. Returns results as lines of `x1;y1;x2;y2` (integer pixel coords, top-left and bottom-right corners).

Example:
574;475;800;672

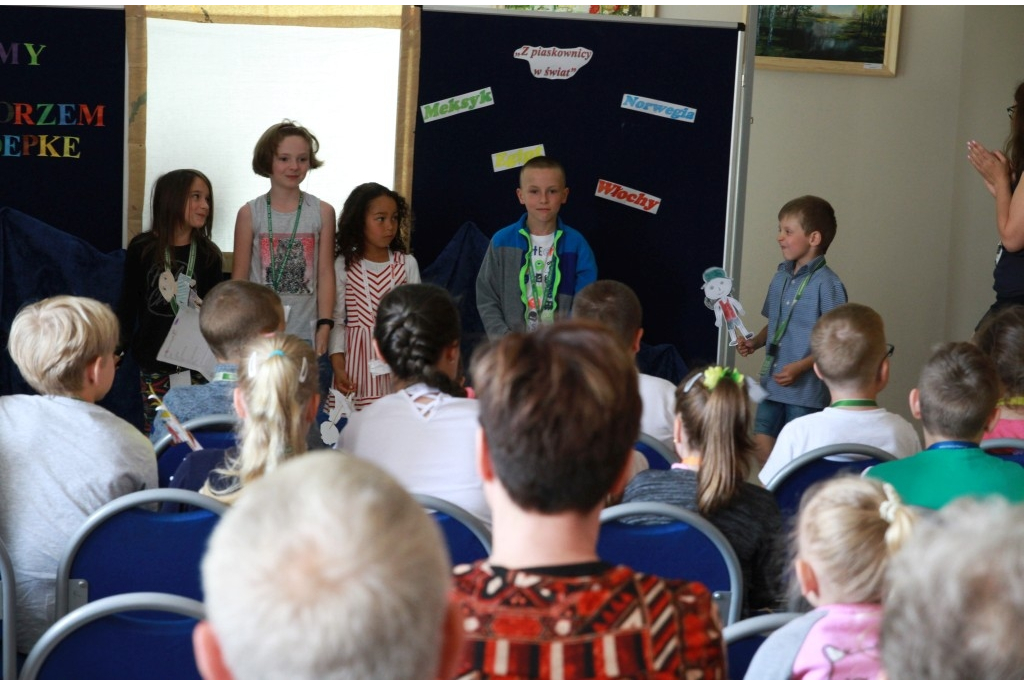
153;413;238;487
635;431;678;470
766;443;898;521
981;438;1024;467
722;612;803;679
20;592;205;679
598;502;743;625
0;537;15;680
413;494;492;567
54;489;227;618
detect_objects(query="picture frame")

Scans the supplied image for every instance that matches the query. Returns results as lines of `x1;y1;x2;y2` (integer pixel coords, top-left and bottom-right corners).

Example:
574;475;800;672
499;5;655;18
754;5;901;77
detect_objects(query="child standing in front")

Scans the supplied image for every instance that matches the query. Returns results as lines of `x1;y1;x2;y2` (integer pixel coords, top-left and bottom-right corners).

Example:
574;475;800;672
328;182;420;409
118;168;224;433
745;476;916;679
738;195;847;463
476;155;598;338
232;121;336;357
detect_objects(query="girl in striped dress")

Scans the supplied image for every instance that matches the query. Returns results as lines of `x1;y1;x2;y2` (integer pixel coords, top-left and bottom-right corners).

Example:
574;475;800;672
329;183;419;409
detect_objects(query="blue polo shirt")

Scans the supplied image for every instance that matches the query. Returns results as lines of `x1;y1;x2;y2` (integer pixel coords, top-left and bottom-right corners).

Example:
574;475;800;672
759;255;847;408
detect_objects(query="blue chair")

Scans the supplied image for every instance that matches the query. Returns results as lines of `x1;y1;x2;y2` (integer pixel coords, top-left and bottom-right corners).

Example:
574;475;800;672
414;494;491;567
635;431;678;470
722;611;803;679
765;443;897;522
153;414;238;487
981;438;1024;467
598;502;743;625
54;489;227;618
0;537;15;680
20;592;205;679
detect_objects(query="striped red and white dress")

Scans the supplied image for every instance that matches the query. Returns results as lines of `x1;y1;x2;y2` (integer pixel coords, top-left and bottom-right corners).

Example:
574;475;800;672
344;251;412;409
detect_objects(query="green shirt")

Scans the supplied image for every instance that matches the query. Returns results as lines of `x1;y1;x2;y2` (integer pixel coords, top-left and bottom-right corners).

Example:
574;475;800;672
867;447;1024;509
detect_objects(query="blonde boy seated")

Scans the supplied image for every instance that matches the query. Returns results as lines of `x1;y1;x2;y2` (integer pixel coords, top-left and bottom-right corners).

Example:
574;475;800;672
150;280;284;443
760;303;920;485
0;296;157;652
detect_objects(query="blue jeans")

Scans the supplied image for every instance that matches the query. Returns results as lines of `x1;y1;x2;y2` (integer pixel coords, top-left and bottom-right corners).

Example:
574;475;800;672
754;399;821;438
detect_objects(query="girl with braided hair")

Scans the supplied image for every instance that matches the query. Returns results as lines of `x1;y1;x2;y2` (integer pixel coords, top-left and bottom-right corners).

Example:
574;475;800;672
337;283;489;524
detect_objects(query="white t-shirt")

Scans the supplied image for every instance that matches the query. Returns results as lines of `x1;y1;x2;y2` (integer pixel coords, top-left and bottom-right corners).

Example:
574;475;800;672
638;372;676;454
760;406;922;485
338;384;489;524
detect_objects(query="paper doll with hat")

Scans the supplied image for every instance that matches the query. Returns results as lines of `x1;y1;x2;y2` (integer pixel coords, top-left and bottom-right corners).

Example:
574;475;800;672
702;266;754;346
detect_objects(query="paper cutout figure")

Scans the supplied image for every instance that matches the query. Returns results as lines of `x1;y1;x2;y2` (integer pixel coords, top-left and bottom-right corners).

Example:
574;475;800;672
702;266;754;347
319;388;355;448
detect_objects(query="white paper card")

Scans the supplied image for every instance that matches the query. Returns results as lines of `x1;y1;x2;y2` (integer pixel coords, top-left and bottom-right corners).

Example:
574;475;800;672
157;306;216;381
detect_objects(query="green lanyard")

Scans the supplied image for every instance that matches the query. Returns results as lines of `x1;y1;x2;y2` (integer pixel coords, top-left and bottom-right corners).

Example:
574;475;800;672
164;240;196;315
266;192;304;293
527;236;557;320
760;259;826;377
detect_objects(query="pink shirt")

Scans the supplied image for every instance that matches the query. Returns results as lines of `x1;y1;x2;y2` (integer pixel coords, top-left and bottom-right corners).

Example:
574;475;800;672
792;603;882;680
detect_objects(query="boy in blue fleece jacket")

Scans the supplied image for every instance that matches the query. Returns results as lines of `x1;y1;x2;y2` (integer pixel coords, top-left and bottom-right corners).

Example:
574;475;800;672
476;156;597;339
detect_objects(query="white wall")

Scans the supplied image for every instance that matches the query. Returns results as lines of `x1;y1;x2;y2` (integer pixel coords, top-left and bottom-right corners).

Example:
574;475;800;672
658;5;1024;422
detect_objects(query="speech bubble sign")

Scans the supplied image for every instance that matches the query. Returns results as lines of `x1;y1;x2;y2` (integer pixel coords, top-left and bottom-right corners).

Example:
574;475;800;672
513;45;593;80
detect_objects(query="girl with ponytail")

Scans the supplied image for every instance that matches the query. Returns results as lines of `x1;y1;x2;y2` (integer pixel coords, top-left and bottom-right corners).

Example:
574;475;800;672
337;284;488;523
745;476;917;679
169;333;319;505
622;365;784;616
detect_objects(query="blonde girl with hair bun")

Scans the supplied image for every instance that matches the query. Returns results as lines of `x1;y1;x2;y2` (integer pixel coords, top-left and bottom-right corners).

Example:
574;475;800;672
168;333;319;505
621;365;784;617
745;475;917;680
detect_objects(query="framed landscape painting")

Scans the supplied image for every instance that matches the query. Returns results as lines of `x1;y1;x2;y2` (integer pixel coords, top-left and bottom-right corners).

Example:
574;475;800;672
755;5;901;77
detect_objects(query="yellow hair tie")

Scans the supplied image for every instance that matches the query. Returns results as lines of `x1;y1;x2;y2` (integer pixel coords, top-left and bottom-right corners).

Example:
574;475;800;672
684;366;745;393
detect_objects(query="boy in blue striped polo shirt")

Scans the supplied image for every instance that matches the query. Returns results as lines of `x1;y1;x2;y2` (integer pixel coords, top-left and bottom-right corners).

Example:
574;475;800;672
738;195;848;463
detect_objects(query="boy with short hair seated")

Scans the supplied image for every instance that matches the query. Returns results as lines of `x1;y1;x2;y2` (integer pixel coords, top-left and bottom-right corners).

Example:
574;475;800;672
867;341;1024;509
0;295;157;652
151;280;284;443
572;279;676;453
760;303;921;485
451;320;724;679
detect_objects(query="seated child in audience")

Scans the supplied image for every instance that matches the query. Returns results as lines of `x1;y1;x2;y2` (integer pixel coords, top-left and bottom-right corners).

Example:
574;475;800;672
746;476;916;680
476;155;597;338
0;296;157;652
338;284;488;523
451;320;724;679
760;303;921;485
572;279;676;453
168;333;318;504
622;366;784;617
867;341;1024;509
193;451;461;679
151;280;284;443
882;497;1024;679
973;304;1024;440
